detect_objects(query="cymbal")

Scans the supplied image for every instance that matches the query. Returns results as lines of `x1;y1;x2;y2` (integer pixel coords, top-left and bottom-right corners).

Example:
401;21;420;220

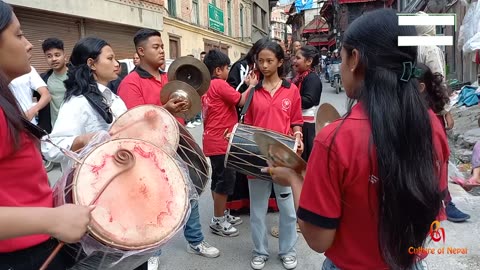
160;81;201;120
253;132;306;173
167;56;211;96
315;103;340;134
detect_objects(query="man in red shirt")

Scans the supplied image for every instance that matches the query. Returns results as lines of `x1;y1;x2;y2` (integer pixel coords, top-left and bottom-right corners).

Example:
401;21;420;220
201;49;256;237
117;29;220;270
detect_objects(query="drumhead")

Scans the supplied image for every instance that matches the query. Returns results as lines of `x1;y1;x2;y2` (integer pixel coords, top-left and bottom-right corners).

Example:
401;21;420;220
73;138;189;250
224;123;240;168
110;105;179;155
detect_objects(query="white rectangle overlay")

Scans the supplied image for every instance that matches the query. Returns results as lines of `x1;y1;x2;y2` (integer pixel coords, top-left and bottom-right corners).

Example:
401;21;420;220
398;15;455;26
398;36;453;46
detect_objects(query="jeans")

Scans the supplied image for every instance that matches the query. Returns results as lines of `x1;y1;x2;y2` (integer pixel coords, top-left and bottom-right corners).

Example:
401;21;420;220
322;257;428;270
248;179;297;258
183;199;204;246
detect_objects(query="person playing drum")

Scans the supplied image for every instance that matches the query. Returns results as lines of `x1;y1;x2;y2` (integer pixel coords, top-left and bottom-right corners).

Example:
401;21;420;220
201;49;258;237
241;40;303;270
265;8;448;270
117;29;220;268
0;1;93;269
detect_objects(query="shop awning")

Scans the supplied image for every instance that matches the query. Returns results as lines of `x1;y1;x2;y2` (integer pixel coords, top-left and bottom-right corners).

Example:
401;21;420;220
303;16;329;34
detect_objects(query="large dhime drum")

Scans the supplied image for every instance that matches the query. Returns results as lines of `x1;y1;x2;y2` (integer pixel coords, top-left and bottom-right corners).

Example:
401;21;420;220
225;124;297;181
55;138;190;269
109;105;210;195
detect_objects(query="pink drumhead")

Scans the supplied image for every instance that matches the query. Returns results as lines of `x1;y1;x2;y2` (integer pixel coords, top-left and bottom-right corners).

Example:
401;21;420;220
110;105;179;154
73;138;189;250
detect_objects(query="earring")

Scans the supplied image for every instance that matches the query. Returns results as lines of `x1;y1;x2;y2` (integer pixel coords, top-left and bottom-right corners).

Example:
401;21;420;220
350;68;354;72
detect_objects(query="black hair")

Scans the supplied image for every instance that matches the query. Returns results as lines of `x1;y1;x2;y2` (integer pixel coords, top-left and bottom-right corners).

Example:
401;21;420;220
241;37;269;65
255;41;285;77
200;51;206;55
417;63;449;114
340;8;442;269
299;45;320;67
64;37;110;101
0;1;24;149
42;37;64;53
133;28;161;48
204;49;231;76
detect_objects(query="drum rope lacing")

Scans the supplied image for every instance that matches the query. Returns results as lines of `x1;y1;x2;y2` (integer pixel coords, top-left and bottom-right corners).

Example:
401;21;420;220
40;148;136;270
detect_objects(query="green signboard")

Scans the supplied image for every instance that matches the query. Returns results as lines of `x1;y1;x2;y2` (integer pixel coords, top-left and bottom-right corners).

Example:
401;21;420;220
208;3;224;33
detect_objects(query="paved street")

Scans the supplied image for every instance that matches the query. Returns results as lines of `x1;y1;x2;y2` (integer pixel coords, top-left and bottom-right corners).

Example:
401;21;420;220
47;83;479;269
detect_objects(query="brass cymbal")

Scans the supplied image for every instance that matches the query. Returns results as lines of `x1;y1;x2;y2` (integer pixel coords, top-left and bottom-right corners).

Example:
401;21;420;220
315;103;340;134
167;56;211;96
160;81;201;120
253;132;307;174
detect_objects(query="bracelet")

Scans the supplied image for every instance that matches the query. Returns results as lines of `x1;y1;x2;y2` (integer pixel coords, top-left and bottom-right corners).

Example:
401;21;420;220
293;131;303;138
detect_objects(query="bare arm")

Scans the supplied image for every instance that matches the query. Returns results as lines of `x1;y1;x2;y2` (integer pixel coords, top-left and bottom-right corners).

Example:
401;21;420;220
238;87;254;107
26;87;51;121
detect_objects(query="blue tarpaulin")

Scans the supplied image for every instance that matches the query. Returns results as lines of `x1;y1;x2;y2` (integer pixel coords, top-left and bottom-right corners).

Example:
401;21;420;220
295;0;314;12
456;86;480;107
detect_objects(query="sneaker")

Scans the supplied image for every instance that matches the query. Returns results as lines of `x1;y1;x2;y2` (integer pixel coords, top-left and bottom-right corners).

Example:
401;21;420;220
281;255;297;269
147;256;159;270
446;202;470;222
224;209;243;225
187;241;220;258
193;120;202;126
251;256;267;270
210;217;239;237
186;122;195;128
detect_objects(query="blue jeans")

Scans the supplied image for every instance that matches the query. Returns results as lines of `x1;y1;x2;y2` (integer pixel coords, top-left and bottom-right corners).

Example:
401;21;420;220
183;199;204;246
248;179;297;258
322;258;427;270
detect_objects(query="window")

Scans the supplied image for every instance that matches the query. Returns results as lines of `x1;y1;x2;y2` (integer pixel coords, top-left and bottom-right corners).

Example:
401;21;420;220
240;4;244;41
261;10;267;31
169;36;180;59
253;4;259;26
227;0;232;36
168;0;176;17
193;0;199;25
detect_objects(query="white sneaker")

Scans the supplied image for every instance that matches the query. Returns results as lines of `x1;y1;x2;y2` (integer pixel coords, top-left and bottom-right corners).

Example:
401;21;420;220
210;217;239;237
147;256;159;270
187;241;220;258
281;255;297;269
224;209;243;225
186;122;195;128
251;256;267;270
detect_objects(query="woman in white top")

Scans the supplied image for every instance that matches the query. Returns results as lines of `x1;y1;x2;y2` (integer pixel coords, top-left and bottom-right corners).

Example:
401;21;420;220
42;37;127;172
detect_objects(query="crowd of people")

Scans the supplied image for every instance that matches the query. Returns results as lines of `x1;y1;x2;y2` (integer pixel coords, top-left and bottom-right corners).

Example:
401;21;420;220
0;0;473;269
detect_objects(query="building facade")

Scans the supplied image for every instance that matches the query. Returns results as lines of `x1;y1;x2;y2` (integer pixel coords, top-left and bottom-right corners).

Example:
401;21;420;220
270;4;291;42
163;0;253;62
7;0;165;72
252;0;271;42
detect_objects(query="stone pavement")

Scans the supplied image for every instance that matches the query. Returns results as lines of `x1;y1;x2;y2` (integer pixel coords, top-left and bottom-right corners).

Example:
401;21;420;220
47;83;479;269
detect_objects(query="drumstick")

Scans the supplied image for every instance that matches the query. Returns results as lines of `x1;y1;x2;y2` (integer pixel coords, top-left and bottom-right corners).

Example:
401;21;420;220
109;110;158;137
40;149;136;270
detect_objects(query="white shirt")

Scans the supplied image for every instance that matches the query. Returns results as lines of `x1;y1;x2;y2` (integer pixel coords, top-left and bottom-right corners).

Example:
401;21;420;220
9;66;47;124
41;83;127;172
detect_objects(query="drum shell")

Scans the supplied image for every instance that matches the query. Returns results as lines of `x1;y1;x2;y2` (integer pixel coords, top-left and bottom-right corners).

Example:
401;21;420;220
225;124;296;181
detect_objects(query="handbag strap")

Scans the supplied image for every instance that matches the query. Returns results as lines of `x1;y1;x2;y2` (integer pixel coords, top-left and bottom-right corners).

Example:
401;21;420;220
239;87;255;124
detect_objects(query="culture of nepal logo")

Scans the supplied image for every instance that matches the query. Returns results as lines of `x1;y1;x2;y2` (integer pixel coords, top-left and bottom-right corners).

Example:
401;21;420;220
408;220;467;255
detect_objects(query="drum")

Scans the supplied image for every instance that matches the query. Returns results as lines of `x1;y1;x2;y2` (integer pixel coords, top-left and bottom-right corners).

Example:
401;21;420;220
57;138;190;269
110;105;210;195
225;124;297;181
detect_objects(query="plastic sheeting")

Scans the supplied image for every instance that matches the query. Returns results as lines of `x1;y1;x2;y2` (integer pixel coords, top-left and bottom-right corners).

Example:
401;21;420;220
51;131;197;269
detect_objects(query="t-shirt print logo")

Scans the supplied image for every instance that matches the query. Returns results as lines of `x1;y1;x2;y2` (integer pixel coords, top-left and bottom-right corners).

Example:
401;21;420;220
281;98;291;111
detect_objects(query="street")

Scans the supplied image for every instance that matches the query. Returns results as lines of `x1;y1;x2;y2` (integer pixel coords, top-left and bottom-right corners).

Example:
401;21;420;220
47;83;479;270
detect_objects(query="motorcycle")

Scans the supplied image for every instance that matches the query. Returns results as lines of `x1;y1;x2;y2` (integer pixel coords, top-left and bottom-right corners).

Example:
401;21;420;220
330;63;342;94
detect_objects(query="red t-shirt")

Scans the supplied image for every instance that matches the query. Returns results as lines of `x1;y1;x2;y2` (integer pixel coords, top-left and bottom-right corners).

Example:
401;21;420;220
244;80;303;135
0;109;53;252
298;103;449;269
202;78;241;156
117;66;185;125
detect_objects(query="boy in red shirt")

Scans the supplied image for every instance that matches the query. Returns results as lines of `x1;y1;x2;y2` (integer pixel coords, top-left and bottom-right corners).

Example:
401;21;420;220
202;49;257;236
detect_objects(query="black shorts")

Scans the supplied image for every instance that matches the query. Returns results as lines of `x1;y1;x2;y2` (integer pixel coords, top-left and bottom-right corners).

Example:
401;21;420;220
210;155;236;195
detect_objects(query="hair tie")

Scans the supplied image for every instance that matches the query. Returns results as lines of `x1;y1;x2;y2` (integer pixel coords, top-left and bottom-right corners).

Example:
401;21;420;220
400;62;424;82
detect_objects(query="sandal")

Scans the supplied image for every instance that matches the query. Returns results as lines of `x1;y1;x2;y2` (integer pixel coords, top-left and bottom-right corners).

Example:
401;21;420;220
450;176;480;191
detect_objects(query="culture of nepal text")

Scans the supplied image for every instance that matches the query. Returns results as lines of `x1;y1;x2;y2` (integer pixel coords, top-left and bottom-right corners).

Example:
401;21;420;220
408;247;468;255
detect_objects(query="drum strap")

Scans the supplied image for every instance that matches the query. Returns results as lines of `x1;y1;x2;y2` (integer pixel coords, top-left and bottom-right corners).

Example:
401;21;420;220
239;88;255;124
